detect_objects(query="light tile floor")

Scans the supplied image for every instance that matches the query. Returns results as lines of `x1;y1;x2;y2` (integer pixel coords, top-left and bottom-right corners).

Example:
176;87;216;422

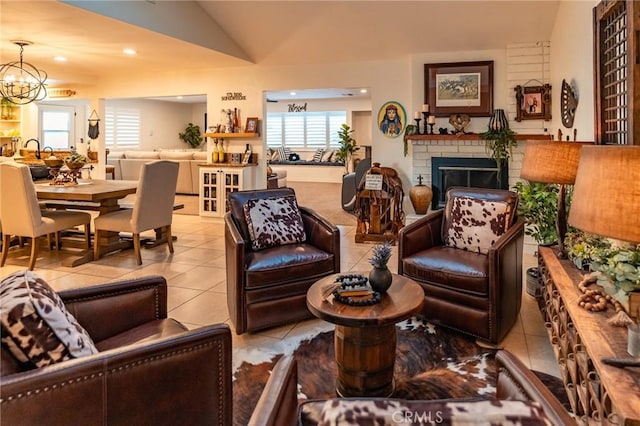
0;212;559;377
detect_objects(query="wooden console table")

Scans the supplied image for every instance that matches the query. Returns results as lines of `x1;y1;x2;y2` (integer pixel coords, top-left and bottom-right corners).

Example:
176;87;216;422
538;246;640;425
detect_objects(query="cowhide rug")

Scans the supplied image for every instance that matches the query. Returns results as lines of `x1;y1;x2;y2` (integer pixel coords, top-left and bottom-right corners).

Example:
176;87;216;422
232;317;568;426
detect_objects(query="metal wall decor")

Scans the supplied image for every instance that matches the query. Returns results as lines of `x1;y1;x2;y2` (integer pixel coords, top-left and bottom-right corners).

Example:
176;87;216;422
514;83;551;122
560;79;578;128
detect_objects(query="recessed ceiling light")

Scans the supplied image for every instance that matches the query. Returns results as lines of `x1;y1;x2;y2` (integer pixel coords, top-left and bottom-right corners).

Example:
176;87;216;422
360;89;368;94
289;91;297;96
177;96;183;100
53;56;67;62
123;48;137;55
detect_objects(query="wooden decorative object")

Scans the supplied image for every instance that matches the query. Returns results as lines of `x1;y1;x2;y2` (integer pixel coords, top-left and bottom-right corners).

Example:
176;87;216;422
514;84;552;121
354;163;405;244
538;247;640;424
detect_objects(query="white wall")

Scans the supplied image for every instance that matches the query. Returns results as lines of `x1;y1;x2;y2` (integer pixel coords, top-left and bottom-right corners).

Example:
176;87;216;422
549;0;598;141
104;98;207;151
22;3;597;186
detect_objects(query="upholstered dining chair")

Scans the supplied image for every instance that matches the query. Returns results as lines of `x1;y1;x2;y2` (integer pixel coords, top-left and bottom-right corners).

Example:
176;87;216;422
398;186;525;344
93;160;178;265
225;188;341;334
0;163;92;270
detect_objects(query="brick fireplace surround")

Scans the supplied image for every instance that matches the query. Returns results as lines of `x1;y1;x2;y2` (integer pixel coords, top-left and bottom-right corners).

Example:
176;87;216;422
410;135;552;196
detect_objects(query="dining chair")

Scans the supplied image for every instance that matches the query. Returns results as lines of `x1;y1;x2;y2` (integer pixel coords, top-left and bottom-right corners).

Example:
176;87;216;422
0;163;92;270
93;160;179;265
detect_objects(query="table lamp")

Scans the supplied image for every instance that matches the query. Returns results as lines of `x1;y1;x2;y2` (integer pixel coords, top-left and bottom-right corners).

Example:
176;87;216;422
568;145;640;244
520;141;590;257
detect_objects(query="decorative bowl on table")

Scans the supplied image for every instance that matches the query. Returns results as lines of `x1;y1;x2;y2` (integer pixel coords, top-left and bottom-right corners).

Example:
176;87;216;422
43;157;64;168
65;161;85;170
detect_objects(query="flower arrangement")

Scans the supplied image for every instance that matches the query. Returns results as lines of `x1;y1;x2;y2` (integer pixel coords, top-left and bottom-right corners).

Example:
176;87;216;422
369;242;392;269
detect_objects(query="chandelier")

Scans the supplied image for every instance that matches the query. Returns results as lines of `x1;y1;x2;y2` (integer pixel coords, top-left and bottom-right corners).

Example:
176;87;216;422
0;41;48;105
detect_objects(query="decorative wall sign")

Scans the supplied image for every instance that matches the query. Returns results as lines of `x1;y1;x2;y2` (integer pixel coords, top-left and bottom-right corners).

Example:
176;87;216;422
287;103;307;112
424;61;493;117
514;83;552;121
378;101;406;138
221;92;246;101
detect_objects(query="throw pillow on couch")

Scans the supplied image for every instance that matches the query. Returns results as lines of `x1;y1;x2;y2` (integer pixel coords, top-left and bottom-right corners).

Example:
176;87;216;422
0;270;98;368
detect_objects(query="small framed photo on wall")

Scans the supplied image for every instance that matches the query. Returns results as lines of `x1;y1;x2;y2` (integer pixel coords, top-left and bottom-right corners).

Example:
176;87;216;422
245;117;259;133
514;84;552;121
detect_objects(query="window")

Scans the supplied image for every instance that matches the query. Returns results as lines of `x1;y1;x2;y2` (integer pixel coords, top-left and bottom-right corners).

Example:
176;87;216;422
266;111;347;149
594;0;639;145
105;106;141;149
39;105;74;149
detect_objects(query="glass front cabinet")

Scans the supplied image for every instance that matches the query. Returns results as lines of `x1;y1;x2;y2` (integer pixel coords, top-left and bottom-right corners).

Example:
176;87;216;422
199;166;255;217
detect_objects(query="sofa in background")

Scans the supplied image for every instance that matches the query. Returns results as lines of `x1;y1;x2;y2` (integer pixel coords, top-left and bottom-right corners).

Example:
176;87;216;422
268;148;345;183
107;150;208;194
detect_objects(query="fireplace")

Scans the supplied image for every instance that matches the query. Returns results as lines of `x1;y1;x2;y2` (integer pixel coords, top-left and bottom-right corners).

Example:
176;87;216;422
431;157;508;209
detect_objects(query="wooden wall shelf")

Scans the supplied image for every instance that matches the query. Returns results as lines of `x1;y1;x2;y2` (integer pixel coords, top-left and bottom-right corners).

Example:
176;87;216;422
408;133;553;141
204;132;259;138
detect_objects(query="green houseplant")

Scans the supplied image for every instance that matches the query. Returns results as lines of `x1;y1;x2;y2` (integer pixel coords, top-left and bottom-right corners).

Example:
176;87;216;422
178;123;203;148
402;124;418;157
514;180;559;296
480;127;517;178
334;123;359;173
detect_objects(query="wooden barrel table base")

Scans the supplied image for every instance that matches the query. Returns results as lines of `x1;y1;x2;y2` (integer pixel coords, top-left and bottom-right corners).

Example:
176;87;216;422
335;324;397;397
306;272;424;398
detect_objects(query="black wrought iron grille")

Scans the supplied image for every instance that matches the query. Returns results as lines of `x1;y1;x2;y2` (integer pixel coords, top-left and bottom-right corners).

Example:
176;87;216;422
600;1;628;145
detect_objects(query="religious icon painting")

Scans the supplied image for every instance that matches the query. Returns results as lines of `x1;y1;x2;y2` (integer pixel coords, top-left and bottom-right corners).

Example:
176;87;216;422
378;101;406;138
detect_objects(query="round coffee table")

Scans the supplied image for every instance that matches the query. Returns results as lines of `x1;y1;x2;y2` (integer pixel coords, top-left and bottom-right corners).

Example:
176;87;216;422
306;272;424;397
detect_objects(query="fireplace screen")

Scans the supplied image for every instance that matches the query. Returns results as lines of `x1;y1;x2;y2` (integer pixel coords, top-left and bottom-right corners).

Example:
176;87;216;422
431;157;508;209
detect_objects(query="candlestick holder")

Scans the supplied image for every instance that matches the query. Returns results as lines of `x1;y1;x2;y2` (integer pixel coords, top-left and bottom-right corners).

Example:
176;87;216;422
422;112;429;134
414;118;422;134
428;123;435;135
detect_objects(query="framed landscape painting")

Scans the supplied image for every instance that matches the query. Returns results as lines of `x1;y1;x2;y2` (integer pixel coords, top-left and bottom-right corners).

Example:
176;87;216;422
425;61;494;117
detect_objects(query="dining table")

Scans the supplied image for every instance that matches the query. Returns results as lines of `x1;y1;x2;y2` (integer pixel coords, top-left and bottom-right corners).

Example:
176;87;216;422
35;179;138;267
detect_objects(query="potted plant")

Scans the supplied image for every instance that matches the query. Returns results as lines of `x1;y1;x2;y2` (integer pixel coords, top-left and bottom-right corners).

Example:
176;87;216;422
178;123;203;148
368;241;393;293
513;180;559;296
334;123;359;174
402;124;418;157
480;127;517;179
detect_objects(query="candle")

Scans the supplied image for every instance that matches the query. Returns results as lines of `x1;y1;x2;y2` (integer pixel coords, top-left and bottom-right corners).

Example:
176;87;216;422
422;104;430;112
414;112;421;119
428;115;436;124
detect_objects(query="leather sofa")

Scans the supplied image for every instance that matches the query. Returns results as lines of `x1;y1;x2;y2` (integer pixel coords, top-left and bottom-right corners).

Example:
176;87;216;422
225;188;341;334
107;150;207;194
398;187;525;344
248;350;574;426
0;275;232;426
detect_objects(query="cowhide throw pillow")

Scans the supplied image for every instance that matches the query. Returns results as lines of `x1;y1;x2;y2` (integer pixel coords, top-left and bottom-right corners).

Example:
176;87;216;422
0;270;98;368
314;398;551;426
445;196;513;255
243;195;307;251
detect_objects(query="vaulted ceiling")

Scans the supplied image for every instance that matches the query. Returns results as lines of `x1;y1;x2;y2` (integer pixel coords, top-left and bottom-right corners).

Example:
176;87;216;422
0;1;560;89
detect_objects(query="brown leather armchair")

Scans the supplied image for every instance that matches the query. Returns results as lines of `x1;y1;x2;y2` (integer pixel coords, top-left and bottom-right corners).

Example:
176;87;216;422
248;350;574;426
398;187;525;344
225;188;340;334
0;276;232;426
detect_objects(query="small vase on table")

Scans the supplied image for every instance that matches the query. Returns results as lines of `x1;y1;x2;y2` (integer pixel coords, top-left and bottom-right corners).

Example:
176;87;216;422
368;242;393;293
